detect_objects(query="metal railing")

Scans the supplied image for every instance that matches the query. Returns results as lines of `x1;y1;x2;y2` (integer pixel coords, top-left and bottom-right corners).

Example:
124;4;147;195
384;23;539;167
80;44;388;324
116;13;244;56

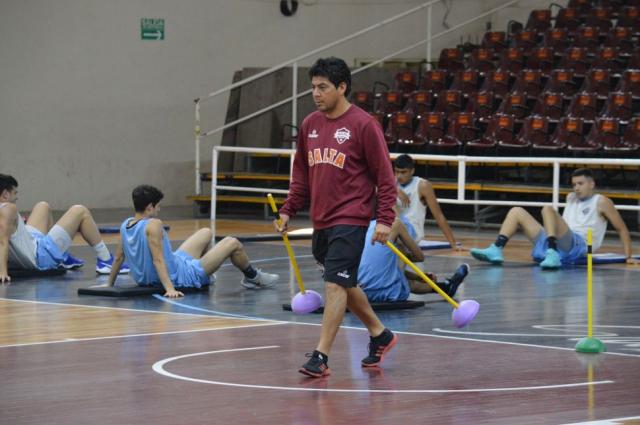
209;146;640;237
194;0;526;195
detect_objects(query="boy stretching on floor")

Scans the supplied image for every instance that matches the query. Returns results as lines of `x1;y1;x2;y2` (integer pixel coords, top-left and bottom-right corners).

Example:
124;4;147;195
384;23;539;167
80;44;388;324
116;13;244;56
105;185;279;297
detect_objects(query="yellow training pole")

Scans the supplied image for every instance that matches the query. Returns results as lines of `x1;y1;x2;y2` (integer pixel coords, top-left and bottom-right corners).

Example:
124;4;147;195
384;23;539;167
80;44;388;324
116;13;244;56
266;194;306;294
587;228;593;339
386;241;459;309
575;228;605;353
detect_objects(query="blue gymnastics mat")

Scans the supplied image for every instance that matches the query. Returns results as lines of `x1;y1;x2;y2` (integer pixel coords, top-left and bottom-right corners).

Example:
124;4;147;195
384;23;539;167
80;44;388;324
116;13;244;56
419;240;452;250
570;253;640;265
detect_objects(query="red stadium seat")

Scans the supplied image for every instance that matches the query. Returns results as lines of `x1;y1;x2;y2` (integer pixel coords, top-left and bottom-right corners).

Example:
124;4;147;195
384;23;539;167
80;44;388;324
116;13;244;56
481;31;508;52
530;117;564;156
580;69;613;98
393;70;419;97
497;92;530;121
555;7;582;32
526;9;552;32
592;47;625;74
616;6;640;27
511;30;539;53
572;27;601;52
442;112;480;148
352;91;374;112
403;90;433;118
602;92;634;123
568;118;609;154
426;112;463;155
542;28;571;51
567;92;601;123
567;0;591;15
449;70;480;96
558;47;593;76
603;27;635;54
494;113;530;154
531;92;566;121
511;69;545;98
433;90;463;115
468;114;515;154
617;117;640;154
415;112;445;147
480;70;511;99
498;47;527;74
526;47;556;75
465;91;497;124
559;117;587;153
544;69;579;98
517;115;551;149
616;70;640;98
468;48;496;74
385;111;416;151
437;48;465;72
374;90;404;117
585;7;613;32
419;69;449;94
588;117;622;155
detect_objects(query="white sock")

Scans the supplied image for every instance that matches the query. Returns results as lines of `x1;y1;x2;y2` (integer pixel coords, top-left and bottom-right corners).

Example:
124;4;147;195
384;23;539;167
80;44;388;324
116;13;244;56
93;241;111;261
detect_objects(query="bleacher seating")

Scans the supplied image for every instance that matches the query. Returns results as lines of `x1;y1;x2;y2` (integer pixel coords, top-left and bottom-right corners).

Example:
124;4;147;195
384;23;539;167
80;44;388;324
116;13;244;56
350;0;640;159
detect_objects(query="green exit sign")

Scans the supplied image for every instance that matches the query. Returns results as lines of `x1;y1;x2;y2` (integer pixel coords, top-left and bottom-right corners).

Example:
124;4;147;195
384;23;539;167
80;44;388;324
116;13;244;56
141;18;165;40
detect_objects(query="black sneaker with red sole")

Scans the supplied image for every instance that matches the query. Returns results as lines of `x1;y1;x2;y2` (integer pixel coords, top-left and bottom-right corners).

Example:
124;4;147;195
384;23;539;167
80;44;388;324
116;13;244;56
361;330;398;368
299;351;331;378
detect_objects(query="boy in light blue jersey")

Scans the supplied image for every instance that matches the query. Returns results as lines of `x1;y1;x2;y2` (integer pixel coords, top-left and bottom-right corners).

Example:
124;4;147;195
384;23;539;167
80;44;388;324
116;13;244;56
358;215;469;303
105;185;279;298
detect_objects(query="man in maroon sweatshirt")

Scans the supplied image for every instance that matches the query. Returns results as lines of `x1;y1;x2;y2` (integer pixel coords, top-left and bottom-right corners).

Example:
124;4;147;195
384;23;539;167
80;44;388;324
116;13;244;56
275;57;398;378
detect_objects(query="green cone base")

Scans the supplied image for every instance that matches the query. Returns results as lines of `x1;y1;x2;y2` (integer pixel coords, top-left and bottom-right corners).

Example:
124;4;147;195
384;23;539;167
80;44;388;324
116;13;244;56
575;337;607;353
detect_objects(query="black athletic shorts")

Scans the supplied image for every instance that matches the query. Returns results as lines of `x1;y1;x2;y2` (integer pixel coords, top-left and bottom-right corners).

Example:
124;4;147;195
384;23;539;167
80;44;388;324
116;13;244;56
312;224;367;288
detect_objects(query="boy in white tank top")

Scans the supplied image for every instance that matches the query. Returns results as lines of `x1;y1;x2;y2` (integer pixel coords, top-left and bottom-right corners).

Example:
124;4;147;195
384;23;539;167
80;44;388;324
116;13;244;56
394;154;463;249
470;168;639;268
0;174;128;282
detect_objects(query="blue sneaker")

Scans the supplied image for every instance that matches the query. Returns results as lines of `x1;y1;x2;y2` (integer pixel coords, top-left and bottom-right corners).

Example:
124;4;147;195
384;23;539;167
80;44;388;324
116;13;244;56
96;256;130;275
470;244;504;264
540;248;561;269
62;253;85;270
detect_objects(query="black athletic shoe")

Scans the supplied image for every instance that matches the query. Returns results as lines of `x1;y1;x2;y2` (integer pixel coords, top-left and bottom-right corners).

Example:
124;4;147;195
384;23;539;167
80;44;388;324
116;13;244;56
299;350;331;378
361;329;398;368
444;263;470;297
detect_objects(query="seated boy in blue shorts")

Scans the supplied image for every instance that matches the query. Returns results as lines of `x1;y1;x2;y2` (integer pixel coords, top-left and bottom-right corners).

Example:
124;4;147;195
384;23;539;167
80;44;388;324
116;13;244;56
470;168;638;268
0;173;128;283
358;215;469;303
104;185;279;298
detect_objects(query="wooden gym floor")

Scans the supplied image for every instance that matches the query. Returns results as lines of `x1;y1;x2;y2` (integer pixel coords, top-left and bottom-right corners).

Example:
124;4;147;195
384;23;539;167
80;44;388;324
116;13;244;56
1;218;639;425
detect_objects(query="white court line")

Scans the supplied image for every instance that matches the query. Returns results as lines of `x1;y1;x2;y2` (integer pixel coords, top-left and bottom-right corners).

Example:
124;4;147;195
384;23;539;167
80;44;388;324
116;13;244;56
152;345;615;394
561;416;640;425
534;324;640;330
0;322;283;349
0;297;265;321
4;297;640;358
432;328;620;337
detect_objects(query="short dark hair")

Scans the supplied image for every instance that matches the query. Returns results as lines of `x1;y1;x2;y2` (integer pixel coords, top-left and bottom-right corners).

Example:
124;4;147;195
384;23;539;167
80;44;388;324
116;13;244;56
0;174;18;195
309;57;352;96
571;168;594;181
132;185;164;212
393;154;415;169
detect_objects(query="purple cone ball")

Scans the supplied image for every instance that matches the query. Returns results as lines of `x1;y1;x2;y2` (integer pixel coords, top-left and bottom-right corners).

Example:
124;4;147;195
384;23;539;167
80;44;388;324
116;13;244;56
291;290;323;314
452;299;480;328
